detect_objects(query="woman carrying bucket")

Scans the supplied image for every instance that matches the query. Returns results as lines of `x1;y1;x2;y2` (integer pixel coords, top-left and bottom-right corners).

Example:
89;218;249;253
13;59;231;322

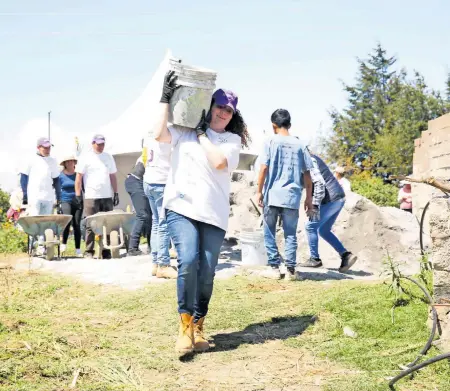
154;70;250;354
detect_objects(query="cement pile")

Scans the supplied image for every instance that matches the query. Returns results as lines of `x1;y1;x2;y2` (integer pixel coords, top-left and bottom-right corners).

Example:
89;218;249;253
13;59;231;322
228;180;422;275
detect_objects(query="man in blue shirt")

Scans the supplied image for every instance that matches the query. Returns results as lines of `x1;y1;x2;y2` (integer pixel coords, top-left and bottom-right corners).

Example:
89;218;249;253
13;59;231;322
256;109;313;280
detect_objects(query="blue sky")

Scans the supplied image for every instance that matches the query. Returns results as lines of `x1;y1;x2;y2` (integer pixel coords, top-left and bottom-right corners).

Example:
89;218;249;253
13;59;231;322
1;0;450;189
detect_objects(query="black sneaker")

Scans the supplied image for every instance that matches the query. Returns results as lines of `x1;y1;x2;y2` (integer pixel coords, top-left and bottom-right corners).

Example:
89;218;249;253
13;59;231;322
102;250;112;260
339;252;357;273
298;258;323;268
127;249;143;257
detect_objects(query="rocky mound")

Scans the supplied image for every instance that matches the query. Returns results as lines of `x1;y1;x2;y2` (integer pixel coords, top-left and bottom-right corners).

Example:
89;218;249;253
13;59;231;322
228;180;422;275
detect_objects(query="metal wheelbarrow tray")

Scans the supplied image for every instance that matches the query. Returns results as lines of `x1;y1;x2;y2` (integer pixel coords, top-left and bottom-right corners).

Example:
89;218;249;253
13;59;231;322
85;211;136;258
17;214;73;261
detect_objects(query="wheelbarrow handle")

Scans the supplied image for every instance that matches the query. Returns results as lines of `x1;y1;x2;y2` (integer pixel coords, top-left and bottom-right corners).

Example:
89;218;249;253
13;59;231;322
102;226;125;250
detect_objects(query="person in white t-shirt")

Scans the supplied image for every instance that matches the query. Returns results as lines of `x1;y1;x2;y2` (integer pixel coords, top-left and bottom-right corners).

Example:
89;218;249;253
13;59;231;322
334;166;351;193
143;138;177;279
20;137;61;253
155;71;251;354
20;137;61;216
75;134;119;259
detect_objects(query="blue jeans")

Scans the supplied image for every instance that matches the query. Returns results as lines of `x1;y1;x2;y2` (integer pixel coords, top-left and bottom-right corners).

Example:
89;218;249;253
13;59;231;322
166;210;225;320
263;206;299;268
28;200;54;216
305;199;347;259
144;183;170;266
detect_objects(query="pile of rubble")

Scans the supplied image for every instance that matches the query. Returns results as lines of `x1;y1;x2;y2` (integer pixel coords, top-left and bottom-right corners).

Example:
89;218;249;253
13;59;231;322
228;178;422;275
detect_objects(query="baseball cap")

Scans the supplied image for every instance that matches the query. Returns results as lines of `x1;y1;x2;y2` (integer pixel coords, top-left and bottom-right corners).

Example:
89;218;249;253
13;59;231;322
212;89;238;112
334;166;345;174
36;137;53;147
92;134;106;144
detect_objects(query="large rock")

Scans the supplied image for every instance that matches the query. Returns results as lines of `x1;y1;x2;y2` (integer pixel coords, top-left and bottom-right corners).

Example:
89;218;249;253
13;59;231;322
228;183;422;276
292;192;421;274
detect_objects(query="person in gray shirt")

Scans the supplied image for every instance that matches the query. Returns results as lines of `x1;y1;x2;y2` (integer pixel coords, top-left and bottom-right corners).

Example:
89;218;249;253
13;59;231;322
299;151;357;273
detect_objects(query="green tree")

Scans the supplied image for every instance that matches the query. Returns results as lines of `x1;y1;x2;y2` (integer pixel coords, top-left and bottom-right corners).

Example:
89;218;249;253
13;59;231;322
446;72;450;101
324;45;450;176
0;187;10;224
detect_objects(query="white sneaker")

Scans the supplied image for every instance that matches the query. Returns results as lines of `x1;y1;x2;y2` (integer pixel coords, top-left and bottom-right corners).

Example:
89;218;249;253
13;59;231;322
260;266;282;280
36;246;46;256
75;249;83;258
60;244;67;254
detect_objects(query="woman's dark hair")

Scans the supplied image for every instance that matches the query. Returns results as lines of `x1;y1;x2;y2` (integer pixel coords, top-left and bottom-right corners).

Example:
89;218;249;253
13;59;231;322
271;109;291;129
209;99;251;148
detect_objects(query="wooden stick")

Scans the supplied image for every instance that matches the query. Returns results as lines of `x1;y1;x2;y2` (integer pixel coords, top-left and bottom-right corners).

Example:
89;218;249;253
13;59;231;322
390;175;450;193
70;368;80;389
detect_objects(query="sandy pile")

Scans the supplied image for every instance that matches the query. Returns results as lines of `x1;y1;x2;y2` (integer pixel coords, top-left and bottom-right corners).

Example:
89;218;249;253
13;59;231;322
228;179;422;275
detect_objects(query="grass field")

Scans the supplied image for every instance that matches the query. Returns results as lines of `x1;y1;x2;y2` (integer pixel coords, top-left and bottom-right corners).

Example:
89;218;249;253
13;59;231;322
1;264;448;391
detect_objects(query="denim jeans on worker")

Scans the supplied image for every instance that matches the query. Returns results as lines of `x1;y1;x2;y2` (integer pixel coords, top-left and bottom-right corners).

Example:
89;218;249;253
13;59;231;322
166;210;225;320
263;205;299;268
305;199;347;259
144;183;170;266
125;175;151;251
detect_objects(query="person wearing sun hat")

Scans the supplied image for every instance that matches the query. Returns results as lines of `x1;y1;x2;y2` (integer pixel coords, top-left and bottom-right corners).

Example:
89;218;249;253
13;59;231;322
58;154;83;257
75;134;119;259
154;71;251;354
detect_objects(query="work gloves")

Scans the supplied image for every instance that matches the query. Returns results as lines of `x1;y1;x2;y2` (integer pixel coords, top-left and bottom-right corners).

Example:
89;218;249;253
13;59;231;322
113;193;120;207
195;110;209;138
74;195;83;210
160;70;180;104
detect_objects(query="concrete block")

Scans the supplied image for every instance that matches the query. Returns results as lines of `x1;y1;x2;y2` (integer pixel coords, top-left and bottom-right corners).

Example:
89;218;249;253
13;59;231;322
428;113;450;132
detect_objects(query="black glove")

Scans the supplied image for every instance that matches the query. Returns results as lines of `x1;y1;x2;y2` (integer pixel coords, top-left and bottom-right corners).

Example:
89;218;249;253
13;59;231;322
113;193;120;207
74;195;83;210
195;109;209;138
160;70;180;104
22;195;28;205
56;200;62;214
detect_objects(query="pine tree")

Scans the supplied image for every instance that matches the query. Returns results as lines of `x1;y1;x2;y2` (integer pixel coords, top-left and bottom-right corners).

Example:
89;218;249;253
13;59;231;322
446;73;450;101
324;45;450;176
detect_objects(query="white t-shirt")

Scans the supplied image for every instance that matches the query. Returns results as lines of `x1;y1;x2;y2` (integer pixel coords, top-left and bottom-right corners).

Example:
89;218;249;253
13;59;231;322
338;177;351;193
143;138;172;185
21;154;60;202
76;151;117;199
163;125;241;231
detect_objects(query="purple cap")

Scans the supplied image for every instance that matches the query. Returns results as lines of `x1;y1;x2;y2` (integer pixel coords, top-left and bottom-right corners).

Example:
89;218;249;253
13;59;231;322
37;137;52;147
212;89;238;112
92;134;105;144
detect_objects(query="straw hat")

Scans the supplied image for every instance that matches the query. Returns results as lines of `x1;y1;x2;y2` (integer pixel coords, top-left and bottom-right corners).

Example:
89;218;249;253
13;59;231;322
60;155;78;166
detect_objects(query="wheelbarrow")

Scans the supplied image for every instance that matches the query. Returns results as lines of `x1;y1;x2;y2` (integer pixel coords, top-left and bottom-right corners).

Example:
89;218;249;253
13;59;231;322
17;215;73;261
85;211;136;259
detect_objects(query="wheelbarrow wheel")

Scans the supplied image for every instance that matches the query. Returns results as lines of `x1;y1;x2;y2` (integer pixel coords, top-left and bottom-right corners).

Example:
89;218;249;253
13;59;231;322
110;230;120;259
44;229;55;261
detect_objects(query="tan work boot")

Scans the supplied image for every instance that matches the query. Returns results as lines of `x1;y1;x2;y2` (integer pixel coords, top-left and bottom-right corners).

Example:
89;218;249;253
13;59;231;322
175;313;194;354
151;263;158;276
169;248;178;259
156;265;178;279
193;317;210;352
